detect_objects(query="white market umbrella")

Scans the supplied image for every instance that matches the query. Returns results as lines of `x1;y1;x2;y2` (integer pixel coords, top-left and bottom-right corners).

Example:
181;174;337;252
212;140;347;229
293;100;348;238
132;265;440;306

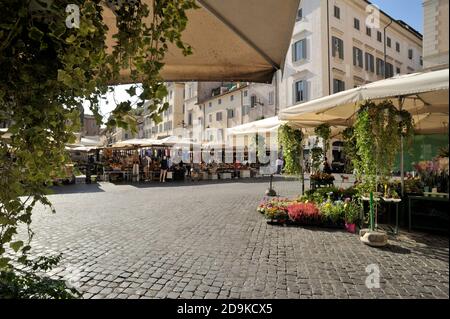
279;69;449;195
226;116;344;137
279;69;449;126
159;136;200;148
111;138;163;148
103;0;300;83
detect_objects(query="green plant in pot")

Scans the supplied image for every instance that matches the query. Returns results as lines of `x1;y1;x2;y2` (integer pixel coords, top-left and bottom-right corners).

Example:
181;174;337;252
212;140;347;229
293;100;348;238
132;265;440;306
344;199;360;233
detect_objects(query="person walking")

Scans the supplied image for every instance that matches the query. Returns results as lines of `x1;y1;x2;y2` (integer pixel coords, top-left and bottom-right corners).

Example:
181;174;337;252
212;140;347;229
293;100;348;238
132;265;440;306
160;156;169;183
276;157;284;175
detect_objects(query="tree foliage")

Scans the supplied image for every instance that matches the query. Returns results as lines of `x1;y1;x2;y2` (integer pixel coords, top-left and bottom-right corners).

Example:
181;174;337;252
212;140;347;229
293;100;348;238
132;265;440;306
0;0;197;298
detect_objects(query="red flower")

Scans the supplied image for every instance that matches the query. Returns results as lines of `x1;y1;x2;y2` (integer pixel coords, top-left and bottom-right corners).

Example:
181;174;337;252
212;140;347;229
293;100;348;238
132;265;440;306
287;202;321;224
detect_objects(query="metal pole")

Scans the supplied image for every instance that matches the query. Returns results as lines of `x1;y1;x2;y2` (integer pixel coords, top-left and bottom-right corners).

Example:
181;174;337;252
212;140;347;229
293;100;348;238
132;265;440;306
399;97;405;196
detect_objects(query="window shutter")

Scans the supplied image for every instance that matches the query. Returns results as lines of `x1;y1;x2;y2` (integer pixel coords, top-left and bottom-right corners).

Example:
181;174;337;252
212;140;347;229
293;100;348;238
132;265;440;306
302;39;307;59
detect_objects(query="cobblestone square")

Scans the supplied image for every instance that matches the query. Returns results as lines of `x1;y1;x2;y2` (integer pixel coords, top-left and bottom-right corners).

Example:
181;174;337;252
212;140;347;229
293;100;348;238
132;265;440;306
24;179;449;299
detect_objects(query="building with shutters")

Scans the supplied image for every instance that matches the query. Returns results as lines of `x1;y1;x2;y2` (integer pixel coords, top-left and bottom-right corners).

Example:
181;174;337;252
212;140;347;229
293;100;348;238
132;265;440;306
276;0;423;110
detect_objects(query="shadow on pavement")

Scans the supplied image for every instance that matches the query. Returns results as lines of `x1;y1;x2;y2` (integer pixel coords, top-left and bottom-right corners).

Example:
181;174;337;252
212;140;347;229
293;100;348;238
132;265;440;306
49;183;105;194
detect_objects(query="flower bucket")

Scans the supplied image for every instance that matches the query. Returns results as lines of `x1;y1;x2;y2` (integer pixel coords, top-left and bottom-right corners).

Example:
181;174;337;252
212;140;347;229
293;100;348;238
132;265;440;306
345;223;356;234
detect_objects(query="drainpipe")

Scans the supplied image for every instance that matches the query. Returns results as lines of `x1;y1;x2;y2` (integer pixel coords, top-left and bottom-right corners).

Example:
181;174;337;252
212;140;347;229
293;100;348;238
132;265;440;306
326;0;331;95
383;18;393;79
274;71;279;116
241;89;244;125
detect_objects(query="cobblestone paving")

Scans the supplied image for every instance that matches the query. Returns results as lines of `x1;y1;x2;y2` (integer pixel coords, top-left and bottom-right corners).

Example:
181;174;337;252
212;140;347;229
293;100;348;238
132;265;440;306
23;178;449;299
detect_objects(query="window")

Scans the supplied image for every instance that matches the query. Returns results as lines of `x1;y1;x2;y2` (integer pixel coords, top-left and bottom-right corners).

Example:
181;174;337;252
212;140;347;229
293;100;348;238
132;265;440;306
188;112;193;126
377;31;382;42
354;18;360;30
167;121;172;131
124;133;129;140
387;37;391;48
230;95;234;101
243;90;248;97
294;80;307;103
209;114;212;123
353;47;363;68
396;67;401;75
366;27;372;37
408;49;413;60
376;58;385;76
334;5;340;19
218;98;222;105
227;109;235;119
268;91;274;105
296;8;303;21
216;112;223;121
168;105;173;114
385;62;394;78
365;52;375;73
331;36;344;59
293;39;307;62
333;79;345;93
250;95;257;107
169;90;173;99
209;102;212;108
420;56;423;66
396;42;400;52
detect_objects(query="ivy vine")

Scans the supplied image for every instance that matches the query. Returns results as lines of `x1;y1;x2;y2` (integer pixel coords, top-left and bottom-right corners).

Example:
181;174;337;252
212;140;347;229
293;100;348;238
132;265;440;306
351;100;414;195
278;125;304;176
0;0;197;298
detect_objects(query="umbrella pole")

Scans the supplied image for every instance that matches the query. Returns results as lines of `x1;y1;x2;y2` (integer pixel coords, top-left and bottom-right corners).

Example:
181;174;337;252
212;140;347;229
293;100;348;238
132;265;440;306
399;97;405;197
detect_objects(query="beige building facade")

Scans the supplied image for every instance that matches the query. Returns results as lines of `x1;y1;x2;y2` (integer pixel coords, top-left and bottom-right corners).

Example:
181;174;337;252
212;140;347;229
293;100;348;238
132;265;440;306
199;83;275;143
142;82;185;139
423;0;449;70
278;0;423;109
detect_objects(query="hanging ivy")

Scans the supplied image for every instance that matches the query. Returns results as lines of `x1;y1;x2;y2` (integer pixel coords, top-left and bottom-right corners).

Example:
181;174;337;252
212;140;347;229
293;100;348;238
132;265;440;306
278;125;303;176
0;0;198;298
351;100;414;195
314;123;332;158
342;127;358;173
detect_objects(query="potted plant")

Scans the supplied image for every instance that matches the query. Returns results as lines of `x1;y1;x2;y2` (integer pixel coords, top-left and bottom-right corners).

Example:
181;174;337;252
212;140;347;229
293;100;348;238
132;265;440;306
263;198;289;224
320;200;345;228
344;199;360;233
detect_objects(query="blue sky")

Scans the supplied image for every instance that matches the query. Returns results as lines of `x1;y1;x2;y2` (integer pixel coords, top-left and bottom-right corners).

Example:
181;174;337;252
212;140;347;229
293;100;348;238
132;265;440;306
370;0;423;33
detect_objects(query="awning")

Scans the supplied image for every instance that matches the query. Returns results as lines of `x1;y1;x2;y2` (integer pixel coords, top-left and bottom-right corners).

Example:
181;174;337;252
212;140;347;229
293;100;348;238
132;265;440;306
159;136;200;147
226;116;337;137
103;0;300;83
111;138;163;148
279;69;449;133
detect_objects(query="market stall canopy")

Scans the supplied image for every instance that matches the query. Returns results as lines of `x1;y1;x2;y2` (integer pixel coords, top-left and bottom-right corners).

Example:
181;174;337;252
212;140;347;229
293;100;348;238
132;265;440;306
226;116;332;136
103;0;300;83
80;136;104;147
65;146;97;152
412;113;449;135
279;69;449;133
111;138;163;148
159;136;200;147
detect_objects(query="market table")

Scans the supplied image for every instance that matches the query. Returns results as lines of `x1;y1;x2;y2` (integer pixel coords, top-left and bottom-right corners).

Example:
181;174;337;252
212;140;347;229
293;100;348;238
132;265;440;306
103;170;130;182
408;195;449;232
